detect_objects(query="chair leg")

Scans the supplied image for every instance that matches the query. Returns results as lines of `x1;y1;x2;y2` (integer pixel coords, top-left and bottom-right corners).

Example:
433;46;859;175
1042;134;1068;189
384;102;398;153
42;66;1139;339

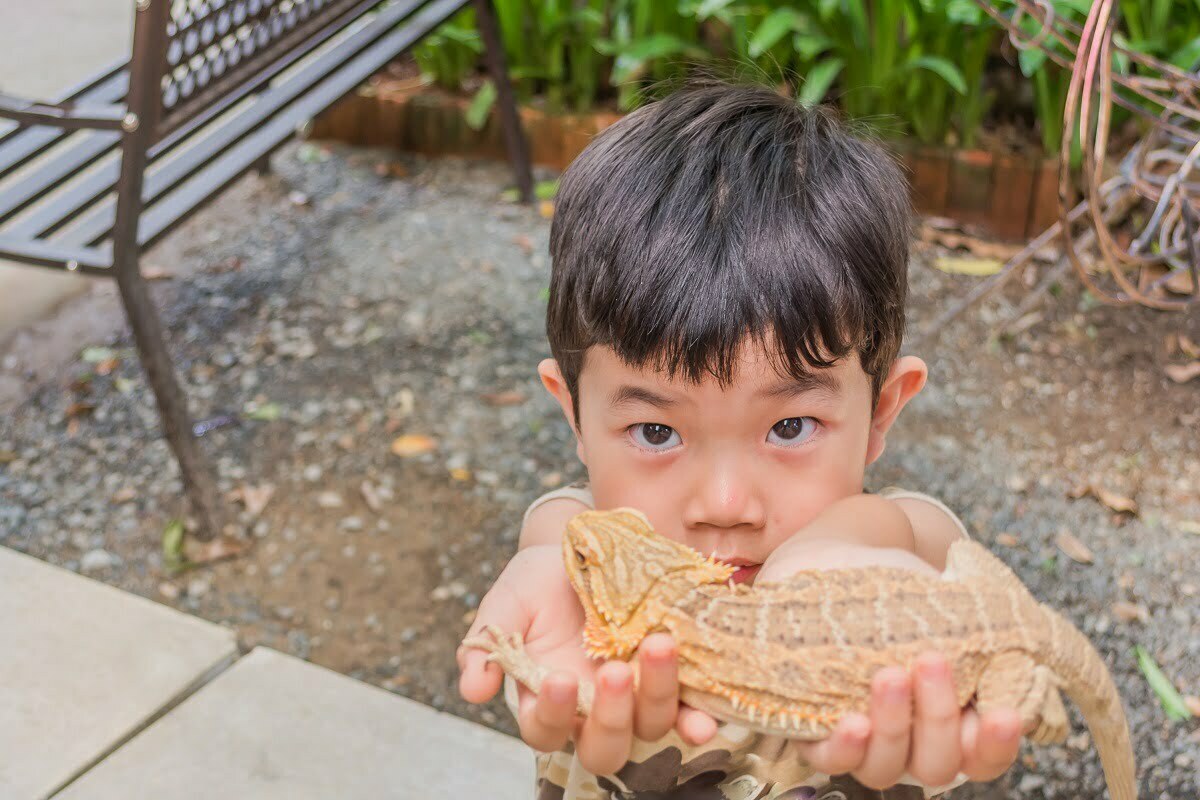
472;0;533;204
112;256;225;541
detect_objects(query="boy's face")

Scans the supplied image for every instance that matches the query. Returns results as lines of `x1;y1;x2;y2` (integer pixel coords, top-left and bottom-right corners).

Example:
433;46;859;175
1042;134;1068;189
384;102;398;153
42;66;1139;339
538;336;927;585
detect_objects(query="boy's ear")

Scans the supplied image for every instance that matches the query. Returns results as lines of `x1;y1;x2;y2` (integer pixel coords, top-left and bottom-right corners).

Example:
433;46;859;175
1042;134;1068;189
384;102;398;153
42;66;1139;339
865;355;927;465
537;358;586;465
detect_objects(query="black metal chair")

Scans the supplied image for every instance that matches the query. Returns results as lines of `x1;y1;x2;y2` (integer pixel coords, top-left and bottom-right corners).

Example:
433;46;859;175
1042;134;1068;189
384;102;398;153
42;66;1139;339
0;0;533;538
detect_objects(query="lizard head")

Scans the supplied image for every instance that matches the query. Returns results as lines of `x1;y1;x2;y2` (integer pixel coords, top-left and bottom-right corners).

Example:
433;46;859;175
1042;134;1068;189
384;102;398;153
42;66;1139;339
563;507;735;660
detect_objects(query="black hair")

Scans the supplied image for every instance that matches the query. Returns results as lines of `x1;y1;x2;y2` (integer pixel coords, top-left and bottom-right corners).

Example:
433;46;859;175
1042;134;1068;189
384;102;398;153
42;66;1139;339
546;73;912;430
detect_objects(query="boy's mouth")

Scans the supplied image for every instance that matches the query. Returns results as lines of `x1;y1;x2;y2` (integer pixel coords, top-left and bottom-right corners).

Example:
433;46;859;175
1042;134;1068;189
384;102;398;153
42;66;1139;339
716;559;761;585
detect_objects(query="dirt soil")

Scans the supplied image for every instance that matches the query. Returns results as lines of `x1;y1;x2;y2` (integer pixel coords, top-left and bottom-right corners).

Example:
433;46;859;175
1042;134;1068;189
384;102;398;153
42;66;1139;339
1;142;1197;798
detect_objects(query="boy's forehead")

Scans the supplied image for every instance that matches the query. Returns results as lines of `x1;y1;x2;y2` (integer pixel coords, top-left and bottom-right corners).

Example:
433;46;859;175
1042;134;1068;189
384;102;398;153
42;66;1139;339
582;342;863;393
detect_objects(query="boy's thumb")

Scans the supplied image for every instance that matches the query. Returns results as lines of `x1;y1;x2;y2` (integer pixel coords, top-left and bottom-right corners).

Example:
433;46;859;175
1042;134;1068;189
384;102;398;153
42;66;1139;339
456;586;528;704
457;647;502;703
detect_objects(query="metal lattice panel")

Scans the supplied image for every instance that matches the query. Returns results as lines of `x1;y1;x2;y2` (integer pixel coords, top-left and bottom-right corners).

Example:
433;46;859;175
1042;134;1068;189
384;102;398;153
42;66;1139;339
158;0;363;134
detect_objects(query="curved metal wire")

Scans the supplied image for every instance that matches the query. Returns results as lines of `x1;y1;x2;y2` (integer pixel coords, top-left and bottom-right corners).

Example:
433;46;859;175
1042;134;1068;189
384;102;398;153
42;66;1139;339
980;0;1199;311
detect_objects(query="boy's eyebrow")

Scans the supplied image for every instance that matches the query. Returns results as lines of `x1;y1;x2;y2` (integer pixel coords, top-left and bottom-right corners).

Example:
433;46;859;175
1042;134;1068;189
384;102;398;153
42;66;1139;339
608;372;841;411
609;385;680;411
757;371;842;401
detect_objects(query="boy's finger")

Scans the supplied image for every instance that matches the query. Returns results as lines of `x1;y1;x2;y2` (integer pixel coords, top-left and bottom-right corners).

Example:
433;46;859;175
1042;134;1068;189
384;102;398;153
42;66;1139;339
633;633;679;741
516;672;579;754
908;652;963;787
457;649;503;704
456;585;528;703
576;662;635;776
851;668;913;790
960;708;1022;782
676;705;719;745
792;712;871;776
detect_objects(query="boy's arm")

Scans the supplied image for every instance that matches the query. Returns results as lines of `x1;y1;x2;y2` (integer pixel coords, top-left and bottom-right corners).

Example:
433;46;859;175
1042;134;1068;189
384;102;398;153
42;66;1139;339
517;498;591;550
778;493;965;571
889;496;966;571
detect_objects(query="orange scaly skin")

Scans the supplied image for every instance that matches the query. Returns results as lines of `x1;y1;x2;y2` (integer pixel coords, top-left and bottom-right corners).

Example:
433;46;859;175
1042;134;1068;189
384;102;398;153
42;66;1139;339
464;507;1138;800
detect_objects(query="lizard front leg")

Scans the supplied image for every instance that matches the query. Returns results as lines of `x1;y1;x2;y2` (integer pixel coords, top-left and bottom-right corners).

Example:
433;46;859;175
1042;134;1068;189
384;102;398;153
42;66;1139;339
975;651;1069;744
461;624;597;717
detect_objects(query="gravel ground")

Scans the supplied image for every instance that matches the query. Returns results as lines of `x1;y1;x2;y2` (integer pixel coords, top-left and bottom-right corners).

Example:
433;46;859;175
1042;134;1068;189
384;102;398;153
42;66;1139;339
1;141;1197;798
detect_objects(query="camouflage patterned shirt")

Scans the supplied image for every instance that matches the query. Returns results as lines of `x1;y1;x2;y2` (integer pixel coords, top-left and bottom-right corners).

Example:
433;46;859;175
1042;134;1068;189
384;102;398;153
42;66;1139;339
505;482;973;800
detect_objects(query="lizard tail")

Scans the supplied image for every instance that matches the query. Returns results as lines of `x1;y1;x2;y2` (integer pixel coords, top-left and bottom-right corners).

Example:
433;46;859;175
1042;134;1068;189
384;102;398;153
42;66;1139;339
946;540;1136;798
1042;606;1138;800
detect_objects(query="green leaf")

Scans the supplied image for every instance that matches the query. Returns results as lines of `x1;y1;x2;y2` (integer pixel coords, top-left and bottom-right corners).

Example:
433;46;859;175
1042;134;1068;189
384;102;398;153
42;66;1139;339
1134;646;1193;722
464;79;497;131
749;8;804;58
693;0;737;20
797;58;844;106
792;32;834;61
610;34;701;84
905;56;968;94
245;402;282;422
1170;36;1200;70
946;0;984;24
500;179;558;203
1018;43;1047;77
81;346;117;364
162;519;190;574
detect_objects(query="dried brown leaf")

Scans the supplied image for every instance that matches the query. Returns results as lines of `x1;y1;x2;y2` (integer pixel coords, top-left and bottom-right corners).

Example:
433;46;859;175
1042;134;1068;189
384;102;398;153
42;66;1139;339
1164;270;1197;295
188;535;247;565
66;401;95;418
1094;487;1139;515
920;225;1022;261
1180;335;1200;360
1186;696;1200;717
933;256;1004;277
141;265;174;281
1165;361;1200;384
234;484;275;517
1056;529;1095;564
111;487;137;504
449;467;472;482
1067;482;1091;500
95;357;120;376
391;434;438;457
996;533;1020;547
360;481;383;513
538;200;555;219
513;234;534;255
1068;482;1138;514
480;390;527;407
0;450;16;464
1111;601;1148;623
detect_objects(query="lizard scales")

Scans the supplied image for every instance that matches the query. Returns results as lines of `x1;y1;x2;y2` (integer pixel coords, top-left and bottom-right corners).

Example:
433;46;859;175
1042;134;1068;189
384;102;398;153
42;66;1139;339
465;507;1137;799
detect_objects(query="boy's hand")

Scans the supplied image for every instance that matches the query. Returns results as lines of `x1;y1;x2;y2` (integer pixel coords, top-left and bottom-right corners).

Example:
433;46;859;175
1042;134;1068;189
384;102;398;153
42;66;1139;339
456;545;719;775
759;540;1024;790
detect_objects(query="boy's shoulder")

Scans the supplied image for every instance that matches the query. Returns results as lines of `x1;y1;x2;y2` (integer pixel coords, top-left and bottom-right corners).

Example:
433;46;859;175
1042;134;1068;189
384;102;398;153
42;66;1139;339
521;479;593;530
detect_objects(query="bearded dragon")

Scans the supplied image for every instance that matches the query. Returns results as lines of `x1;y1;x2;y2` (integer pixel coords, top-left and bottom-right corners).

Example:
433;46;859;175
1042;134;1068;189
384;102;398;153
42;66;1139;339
463;507;1137;800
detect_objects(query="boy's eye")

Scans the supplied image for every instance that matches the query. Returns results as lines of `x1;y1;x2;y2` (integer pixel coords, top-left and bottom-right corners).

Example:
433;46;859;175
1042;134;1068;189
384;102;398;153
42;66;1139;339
628;423;681;451
767;417;818;447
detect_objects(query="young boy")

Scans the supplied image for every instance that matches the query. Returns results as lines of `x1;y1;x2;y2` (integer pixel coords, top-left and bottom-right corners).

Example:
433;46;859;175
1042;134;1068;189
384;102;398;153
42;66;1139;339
457;77;1025;798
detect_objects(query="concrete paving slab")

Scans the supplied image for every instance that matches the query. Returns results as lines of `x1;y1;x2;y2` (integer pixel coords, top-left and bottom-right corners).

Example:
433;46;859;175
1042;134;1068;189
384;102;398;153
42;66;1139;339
55;646;534;798
0;547;238;800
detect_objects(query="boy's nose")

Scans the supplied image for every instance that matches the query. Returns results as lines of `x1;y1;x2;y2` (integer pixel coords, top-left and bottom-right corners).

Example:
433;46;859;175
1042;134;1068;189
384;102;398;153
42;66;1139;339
684;463;766;532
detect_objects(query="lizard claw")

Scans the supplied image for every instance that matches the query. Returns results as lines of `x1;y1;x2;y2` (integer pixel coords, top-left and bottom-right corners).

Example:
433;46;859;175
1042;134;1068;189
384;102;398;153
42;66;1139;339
461;624;526;663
